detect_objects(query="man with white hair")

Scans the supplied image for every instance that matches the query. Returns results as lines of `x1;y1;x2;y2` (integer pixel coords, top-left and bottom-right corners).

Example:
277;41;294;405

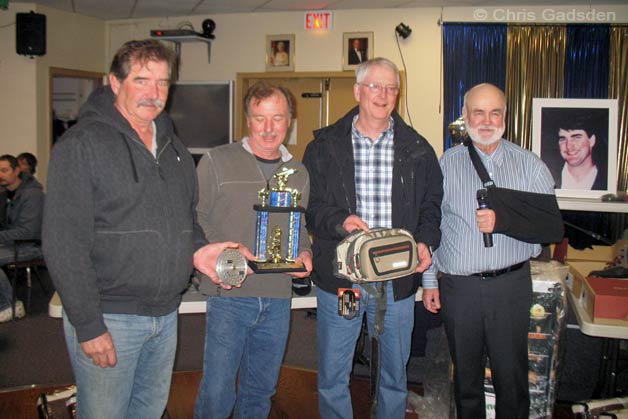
304;58;442;418
422;83;562;419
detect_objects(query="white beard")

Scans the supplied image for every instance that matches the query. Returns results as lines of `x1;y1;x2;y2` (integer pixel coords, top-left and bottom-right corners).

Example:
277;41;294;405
467;125;504;146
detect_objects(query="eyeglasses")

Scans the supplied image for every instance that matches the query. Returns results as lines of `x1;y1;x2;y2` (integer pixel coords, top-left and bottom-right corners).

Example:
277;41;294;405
358;83;400;96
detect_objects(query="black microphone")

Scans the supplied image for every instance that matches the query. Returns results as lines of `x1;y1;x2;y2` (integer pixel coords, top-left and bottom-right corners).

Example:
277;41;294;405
476;189;493;248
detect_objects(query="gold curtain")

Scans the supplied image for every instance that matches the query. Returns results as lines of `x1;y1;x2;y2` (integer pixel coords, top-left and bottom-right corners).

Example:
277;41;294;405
609;27;628;193
505;26;566;150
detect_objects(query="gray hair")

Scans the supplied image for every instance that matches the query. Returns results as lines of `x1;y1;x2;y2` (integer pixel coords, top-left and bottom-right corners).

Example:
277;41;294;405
355;58;400;85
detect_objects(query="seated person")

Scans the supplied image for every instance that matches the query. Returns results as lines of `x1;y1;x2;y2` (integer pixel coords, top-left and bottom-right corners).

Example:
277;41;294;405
17;152;38;176
0;154;44;322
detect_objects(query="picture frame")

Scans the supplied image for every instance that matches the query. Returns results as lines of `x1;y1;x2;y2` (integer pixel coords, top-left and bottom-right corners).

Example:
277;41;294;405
532;98;618;199
266;34;295;72
342;32;373;71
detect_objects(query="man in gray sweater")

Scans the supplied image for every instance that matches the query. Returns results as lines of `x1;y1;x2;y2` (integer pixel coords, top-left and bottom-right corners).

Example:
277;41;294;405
193;82;312;419
43;39;242;419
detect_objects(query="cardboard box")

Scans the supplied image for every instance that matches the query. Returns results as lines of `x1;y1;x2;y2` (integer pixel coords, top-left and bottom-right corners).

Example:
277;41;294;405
557;239;628;265
582;276;628;324
568;261;607;297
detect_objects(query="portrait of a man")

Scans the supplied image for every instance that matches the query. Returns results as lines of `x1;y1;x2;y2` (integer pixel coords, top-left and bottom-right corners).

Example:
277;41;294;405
540;107;610;192
348;38;367;65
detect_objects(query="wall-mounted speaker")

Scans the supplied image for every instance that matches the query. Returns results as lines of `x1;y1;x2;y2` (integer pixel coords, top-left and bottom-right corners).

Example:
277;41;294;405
16;12;46;56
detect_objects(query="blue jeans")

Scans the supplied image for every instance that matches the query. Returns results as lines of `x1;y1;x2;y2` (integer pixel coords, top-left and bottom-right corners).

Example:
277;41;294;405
194;296;291;419
63;310;177;419
317;283;415;419
0;244;41;310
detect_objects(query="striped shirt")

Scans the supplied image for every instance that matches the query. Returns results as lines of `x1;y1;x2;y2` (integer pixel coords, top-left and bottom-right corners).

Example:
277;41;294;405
422;140;556;289
352;115;395;229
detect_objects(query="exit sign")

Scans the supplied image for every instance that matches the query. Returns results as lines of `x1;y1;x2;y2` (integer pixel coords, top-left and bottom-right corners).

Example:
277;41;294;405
305;11;332;30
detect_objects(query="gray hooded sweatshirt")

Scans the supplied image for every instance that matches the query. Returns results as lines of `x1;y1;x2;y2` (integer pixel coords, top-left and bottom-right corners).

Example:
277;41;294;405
43;86;207;342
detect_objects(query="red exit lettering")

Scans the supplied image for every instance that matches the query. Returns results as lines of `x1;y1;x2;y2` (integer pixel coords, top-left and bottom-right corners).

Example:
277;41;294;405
305;11;332;30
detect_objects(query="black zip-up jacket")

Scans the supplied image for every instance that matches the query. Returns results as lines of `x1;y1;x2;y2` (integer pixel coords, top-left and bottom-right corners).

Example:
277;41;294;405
303;107;443;300
43;86;207;342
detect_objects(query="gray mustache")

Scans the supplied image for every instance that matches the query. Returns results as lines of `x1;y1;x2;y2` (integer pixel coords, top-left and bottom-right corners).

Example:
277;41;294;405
138;98;165;108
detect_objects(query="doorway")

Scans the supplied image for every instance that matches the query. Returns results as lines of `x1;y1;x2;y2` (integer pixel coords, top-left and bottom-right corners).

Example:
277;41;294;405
236;71;405;162
49;67;105;145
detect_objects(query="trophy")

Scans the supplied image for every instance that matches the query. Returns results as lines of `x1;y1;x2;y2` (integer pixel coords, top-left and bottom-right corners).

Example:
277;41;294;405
448;116;468;145
250;167;307;273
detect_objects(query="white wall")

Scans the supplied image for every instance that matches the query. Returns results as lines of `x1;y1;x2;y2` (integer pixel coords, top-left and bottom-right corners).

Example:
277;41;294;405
1;4;627;185
0;4;38;158
106;4;628;157
0;4;106;182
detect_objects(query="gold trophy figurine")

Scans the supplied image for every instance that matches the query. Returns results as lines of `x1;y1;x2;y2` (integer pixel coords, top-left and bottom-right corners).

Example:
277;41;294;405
269;226;283;264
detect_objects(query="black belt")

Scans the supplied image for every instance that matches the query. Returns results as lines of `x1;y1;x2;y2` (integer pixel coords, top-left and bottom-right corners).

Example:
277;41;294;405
470;261;526;278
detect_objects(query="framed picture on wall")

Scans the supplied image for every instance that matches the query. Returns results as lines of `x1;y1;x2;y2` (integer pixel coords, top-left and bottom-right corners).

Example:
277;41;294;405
531;98;618;199
266;34;295;72
342;32;373;71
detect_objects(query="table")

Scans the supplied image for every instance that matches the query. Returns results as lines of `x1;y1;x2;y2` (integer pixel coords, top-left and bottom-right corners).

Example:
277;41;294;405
557;197;628;213
567;289;628;397
48;286;424;317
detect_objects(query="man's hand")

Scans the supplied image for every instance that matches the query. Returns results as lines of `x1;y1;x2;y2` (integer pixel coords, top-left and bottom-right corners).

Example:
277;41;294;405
476;208;496;234
342;215;369;234
289;250;313;278
422;288;441;314
416;242;432;273
194;242;255;290
80;332;117;368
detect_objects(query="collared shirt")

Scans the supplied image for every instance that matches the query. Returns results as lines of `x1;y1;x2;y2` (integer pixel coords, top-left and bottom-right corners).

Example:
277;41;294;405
561;163;598;190
241;136;293;163
422;140;556;289
352;115;395;229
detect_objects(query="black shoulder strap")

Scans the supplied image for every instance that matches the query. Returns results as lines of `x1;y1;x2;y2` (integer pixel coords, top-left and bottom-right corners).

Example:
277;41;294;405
464;140;495;189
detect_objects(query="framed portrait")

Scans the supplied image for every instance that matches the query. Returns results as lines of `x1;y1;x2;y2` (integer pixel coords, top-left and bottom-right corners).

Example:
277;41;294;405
532;98;618;199
342;32;373;71
266;34;295;72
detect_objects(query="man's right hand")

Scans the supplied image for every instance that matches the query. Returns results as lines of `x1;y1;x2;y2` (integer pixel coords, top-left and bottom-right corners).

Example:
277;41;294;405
342;215;369;234
80;332;117;368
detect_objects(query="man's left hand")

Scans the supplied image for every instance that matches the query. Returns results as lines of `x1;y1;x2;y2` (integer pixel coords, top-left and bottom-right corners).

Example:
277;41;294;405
193;242;255;290
416;242;432;273
288;250;313;278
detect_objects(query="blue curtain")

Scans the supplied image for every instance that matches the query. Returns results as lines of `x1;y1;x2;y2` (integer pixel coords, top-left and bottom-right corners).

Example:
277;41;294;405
562;25;613;247
564;25;610;98
442;23;507;150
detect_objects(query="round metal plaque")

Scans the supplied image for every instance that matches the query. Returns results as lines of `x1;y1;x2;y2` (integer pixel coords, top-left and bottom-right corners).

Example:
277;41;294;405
216;249;248;286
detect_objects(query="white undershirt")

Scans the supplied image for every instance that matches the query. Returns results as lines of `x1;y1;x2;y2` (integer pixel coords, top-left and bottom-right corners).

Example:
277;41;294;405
561;163;598;190
150;121;157;157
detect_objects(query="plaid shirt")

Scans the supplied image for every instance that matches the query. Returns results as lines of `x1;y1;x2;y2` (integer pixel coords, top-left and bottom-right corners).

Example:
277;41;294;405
352;115;395;229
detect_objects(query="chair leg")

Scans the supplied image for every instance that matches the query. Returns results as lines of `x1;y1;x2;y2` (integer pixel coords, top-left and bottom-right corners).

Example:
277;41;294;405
10;268;17;321
32;267;50;296
26;267;32;311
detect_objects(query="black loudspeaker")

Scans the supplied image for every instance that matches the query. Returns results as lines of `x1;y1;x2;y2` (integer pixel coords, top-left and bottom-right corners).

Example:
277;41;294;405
16;12;46;56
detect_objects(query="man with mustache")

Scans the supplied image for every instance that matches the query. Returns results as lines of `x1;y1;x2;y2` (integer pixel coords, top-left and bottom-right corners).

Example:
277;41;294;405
422;83;559;419
43;39;238;418
193;82;312;418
